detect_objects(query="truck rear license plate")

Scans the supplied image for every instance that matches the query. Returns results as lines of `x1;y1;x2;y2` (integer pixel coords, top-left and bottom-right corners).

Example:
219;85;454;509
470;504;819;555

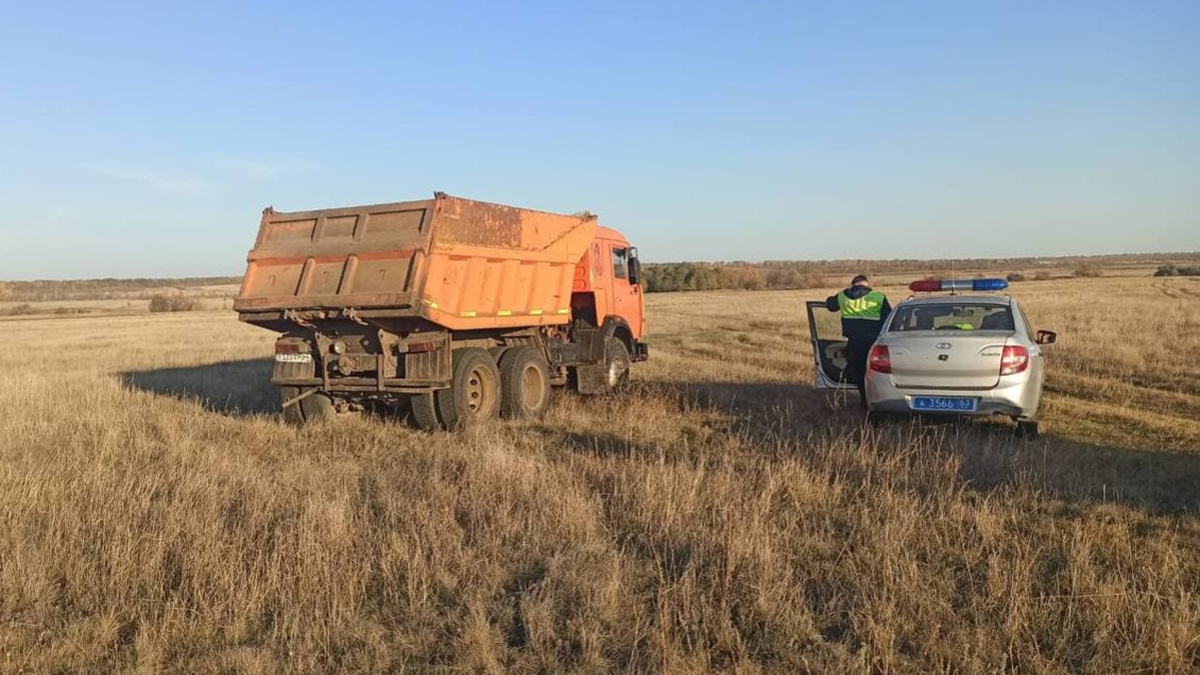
910;396;977;412
275;353;313;363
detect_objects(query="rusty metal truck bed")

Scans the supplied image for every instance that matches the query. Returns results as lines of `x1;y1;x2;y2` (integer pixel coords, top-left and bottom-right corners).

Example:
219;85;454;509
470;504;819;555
234;192;598;331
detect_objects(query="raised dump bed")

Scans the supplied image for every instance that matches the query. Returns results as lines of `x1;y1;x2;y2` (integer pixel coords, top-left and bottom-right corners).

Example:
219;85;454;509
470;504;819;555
235;192;598;330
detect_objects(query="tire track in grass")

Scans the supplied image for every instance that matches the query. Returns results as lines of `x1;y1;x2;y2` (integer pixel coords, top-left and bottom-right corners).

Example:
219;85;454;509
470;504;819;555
1175;284;1200;299
1152;280;1181;299
1043;393;1200;452
1044;372;1200;420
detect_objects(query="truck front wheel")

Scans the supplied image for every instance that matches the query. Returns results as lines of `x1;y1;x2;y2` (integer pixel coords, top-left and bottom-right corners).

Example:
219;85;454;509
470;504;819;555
279;386;336;425
498;345;552;418
604;337;631;390
434;347;501;429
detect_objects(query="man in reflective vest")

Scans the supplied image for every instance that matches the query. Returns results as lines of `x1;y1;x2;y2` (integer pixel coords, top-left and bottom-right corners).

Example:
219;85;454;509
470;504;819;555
825;274;891;407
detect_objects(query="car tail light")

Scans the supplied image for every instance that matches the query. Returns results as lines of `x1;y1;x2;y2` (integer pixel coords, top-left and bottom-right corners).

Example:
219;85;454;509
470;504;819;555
1000;345;1029;375
869;345;891;373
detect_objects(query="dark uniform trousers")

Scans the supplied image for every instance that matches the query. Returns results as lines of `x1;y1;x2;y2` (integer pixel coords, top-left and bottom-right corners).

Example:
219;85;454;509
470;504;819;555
844;334;876;399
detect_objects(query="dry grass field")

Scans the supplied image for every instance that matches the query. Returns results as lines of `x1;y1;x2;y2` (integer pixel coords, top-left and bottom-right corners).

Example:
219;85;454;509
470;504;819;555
1;276;1198;674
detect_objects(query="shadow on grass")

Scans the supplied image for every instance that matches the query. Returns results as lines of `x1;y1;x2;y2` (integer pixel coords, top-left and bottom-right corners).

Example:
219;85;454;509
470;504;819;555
958;435;1200;515
653;379;864;435
120;358;278;417
645;379;1200;515
536;428;666;458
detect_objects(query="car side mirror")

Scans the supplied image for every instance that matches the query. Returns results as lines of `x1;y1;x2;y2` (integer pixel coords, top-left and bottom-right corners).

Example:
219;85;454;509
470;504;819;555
629;257;641;286
1036;330;1057;345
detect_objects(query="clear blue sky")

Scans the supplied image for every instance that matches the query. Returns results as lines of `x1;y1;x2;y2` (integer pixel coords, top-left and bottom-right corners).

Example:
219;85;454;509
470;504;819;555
2;1;1197;279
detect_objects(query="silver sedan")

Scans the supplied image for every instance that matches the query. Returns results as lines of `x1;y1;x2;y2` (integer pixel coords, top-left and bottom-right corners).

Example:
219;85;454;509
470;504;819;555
808;294;1056;437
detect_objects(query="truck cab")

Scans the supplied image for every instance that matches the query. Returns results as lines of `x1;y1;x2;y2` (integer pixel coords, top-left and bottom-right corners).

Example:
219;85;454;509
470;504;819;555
572;227;647;361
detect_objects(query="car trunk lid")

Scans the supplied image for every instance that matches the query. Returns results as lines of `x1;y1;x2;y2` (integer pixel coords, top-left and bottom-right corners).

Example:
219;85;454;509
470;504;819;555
887;333;1008;389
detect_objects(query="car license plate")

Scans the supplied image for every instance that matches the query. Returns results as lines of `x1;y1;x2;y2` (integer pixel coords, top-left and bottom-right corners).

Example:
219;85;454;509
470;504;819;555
910;396;977;412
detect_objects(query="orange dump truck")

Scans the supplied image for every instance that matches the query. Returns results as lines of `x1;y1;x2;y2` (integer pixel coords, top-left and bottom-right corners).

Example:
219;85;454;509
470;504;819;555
233;192;647;429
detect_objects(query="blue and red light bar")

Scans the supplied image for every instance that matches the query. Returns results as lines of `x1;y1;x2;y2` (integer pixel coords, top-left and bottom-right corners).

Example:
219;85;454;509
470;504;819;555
908;278;1009;292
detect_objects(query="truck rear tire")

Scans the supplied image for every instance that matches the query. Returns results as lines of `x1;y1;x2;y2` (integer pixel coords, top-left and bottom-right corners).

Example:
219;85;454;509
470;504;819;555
410;393;441;431
434;347;501;429
498;345;552;419
279;386;336;425
604;337;631;390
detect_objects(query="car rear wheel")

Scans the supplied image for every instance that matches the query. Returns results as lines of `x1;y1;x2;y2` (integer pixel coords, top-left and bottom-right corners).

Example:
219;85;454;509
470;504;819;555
867;410;898;427
434;347;501;430
279;386;336;425
498;345;552;419
1015;419;1039;439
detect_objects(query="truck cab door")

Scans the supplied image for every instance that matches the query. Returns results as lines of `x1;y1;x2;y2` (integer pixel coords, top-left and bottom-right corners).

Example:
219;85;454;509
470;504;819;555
610;244;643;337
806;300;854;390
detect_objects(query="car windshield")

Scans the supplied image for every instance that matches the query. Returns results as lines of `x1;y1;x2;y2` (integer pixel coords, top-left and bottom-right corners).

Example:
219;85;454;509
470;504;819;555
888;303;1014;332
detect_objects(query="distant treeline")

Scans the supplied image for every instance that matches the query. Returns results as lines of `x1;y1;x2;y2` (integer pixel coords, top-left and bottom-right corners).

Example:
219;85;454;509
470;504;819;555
644;263;827;292
643;253;1200;293
746;252;1200;273
1154;265;1200;277
4;252;1199;300
0;276;243;302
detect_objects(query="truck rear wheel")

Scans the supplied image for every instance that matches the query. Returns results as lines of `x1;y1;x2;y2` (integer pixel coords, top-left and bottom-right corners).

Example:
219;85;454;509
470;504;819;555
279;386;336;425
410;393;441;431
498;345;552;419
434;347;501;429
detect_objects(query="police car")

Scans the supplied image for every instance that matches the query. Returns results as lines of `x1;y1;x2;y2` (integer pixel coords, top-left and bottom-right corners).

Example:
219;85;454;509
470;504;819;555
806;278;1057;437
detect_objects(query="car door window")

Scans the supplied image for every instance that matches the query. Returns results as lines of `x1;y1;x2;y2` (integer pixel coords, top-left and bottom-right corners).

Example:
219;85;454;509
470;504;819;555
612;247;628;279
806;300;853;390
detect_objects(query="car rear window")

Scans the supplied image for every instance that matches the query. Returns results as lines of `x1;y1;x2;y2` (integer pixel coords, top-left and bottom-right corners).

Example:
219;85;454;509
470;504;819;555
888;303;1014;332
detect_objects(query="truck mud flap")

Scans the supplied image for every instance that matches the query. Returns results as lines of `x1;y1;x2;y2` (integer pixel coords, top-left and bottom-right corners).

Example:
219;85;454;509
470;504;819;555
574;364;610;395
632;341;649;362
402;333;452;383
574;318;623;365
566;327;602;365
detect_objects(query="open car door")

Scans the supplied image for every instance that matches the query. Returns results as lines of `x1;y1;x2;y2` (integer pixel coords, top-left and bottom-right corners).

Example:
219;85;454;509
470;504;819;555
806;300;855;390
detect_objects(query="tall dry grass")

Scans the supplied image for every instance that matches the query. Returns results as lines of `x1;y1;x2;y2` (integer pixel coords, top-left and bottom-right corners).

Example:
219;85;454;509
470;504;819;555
0;276;1198;673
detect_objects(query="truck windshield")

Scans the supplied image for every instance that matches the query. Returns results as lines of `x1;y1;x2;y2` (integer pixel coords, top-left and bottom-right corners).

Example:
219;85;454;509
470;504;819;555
889;303;1014;332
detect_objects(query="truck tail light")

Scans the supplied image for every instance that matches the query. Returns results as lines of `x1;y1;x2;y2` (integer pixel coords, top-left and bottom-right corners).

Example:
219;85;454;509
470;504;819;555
1000;345;1029;375
275;339;313;364
868;345;891;374
275;341;301;354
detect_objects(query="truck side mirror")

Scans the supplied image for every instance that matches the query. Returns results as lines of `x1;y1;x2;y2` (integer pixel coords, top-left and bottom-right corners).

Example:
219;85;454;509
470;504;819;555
1036;330;1057;345
628;256;641;286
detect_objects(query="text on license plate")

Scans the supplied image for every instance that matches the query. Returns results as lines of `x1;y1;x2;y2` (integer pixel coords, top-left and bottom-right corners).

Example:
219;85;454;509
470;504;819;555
275;353;313;363
910;396;977;412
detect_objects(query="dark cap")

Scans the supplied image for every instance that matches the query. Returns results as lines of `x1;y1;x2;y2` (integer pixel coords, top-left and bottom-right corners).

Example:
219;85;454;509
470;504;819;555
851;274;869;285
